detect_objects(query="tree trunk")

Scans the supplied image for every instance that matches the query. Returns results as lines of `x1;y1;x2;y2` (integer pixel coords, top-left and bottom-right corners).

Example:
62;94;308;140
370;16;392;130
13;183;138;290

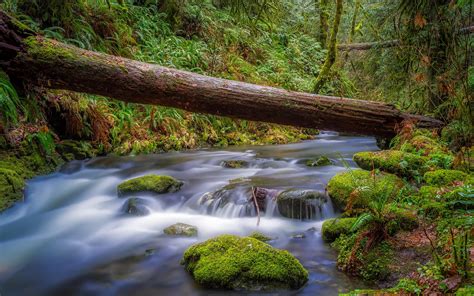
319;0;330;48
313;0;343;92
0;11;442;138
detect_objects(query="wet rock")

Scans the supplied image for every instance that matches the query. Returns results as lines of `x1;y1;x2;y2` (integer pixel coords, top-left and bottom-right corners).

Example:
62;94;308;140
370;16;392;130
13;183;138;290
121;197;150;216
56;140;95;161
276;189;328;220
221;160;249;168
117;174;183;197
248;231;272;242
291;233;306;239
164;223;198;237
305;156;333;167
182;234;308;290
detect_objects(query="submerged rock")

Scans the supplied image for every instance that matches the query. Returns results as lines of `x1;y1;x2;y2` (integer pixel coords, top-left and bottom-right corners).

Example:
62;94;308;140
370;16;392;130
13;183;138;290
305;156;333;167
117;174;183;197
248;231;272;242
327;169;403;212
164;223;198;237
322;218;356;243
181;234;308;290
121;197;150;216
221;160;249;168
276;189;329;220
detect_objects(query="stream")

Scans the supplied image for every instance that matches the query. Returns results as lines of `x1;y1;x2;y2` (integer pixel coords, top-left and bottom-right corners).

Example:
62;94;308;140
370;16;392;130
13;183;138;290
0;131;379;296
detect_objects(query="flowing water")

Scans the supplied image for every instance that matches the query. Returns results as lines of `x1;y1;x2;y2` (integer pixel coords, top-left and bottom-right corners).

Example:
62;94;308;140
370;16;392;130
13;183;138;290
0;132;379;296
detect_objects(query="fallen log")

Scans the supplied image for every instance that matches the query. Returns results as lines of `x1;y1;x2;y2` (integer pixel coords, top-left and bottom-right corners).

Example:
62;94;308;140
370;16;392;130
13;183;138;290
0;11;443;138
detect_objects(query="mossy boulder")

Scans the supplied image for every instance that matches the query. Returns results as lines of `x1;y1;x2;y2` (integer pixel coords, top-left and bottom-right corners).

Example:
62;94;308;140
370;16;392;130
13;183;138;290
121;197;150;216
182;234;308;290
386;206;419;233
276;189;328;220
423;169;470;186
322;218;356;243
327;169;403;211
164;223;198;237
305;156;333;167
221;160;249;168
353;150;427;178
117;174;183;197
403;135;447;156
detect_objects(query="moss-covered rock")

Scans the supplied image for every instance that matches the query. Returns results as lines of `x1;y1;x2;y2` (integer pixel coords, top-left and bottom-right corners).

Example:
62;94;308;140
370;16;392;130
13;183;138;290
164;223;198;237
353;150;427;178
321;218;356;243
423;169;470;186
276;189;328;220
305;156;333;167
326;169;403;211
117;174;183;197
386;206;419;233
221;160;249;168
181;234;308;290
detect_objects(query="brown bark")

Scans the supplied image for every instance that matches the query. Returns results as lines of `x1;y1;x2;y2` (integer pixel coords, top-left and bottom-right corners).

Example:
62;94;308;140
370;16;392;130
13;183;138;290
0;11;443;138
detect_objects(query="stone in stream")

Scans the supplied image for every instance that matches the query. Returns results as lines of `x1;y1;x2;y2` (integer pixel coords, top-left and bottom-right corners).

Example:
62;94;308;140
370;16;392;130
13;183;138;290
221;160;249;168
276;189;329;220
164;223;198;237
117;174;183;197
248;231;273;242
121;197;150;216
181;234;308;290
305;155;333;167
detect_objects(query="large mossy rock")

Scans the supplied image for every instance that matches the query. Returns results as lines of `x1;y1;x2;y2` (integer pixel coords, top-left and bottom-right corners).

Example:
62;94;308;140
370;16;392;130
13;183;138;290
164;223;198;237
353;150;427;178
276;189;328;220
182;234;308;290
327;169;403;211
322;218;356;243
117;174;183;197
423;169;471;186
56;140;96;161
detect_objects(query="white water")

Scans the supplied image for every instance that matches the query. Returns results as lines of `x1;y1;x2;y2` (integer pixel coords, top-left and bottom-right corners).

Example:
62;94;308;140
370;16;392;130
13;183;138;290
0;131;378;295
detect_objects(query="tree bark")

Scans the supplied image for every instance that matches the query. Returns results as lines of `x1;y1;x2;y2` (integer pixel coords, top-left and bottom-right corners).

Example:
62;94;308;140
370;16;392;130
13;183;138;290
313;0;343;92
319;0;330;48
0;11;443;138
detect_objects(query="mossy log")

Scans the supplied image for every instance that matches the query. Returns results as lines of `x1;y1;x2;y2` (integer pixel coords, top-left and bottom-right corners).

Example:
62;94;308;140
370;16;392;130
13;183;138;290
0;11;443;138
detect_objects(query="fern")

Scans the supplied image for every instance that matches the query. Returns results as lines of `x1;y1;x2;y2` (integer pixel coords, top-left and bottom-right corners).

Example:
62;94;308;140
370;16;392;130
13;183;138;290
0;71;24;127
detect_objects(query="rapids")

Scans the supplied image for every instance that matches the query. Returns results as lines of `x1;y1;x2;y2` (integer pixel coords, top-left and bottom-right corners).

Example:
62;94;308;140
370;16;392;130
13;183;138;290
0;131;378;295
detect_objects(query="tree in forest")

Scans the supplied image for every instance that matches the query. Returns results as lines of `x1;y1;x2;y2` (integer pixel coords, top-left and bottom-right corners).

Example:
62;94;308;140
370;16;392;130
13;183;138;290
313;0;344;92
319;0;330;48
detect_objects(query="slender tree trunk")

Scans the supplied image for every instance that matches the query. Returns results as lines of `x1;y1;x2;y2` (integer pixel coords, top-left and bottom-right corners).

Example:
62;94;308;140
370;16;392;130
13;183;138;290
319;0;330;48
314;0;343;92
0;11;443;138
344;0;360;62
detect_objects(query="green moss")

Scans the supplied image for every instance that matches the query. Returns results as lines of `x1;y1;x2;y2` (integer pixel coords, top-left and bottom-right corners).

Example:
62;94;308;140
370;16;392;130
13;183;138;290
423;169;469;186
339;288;400;296
0;167;25;211
181;234;308;290
321;218;356;242
456;286;474;295
117;174;183;196
404;135;446;155
248;231;272;242
386;205;418;233
56;140;96;161
306;155;333;167
326;169;403;212
353;150;427;179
